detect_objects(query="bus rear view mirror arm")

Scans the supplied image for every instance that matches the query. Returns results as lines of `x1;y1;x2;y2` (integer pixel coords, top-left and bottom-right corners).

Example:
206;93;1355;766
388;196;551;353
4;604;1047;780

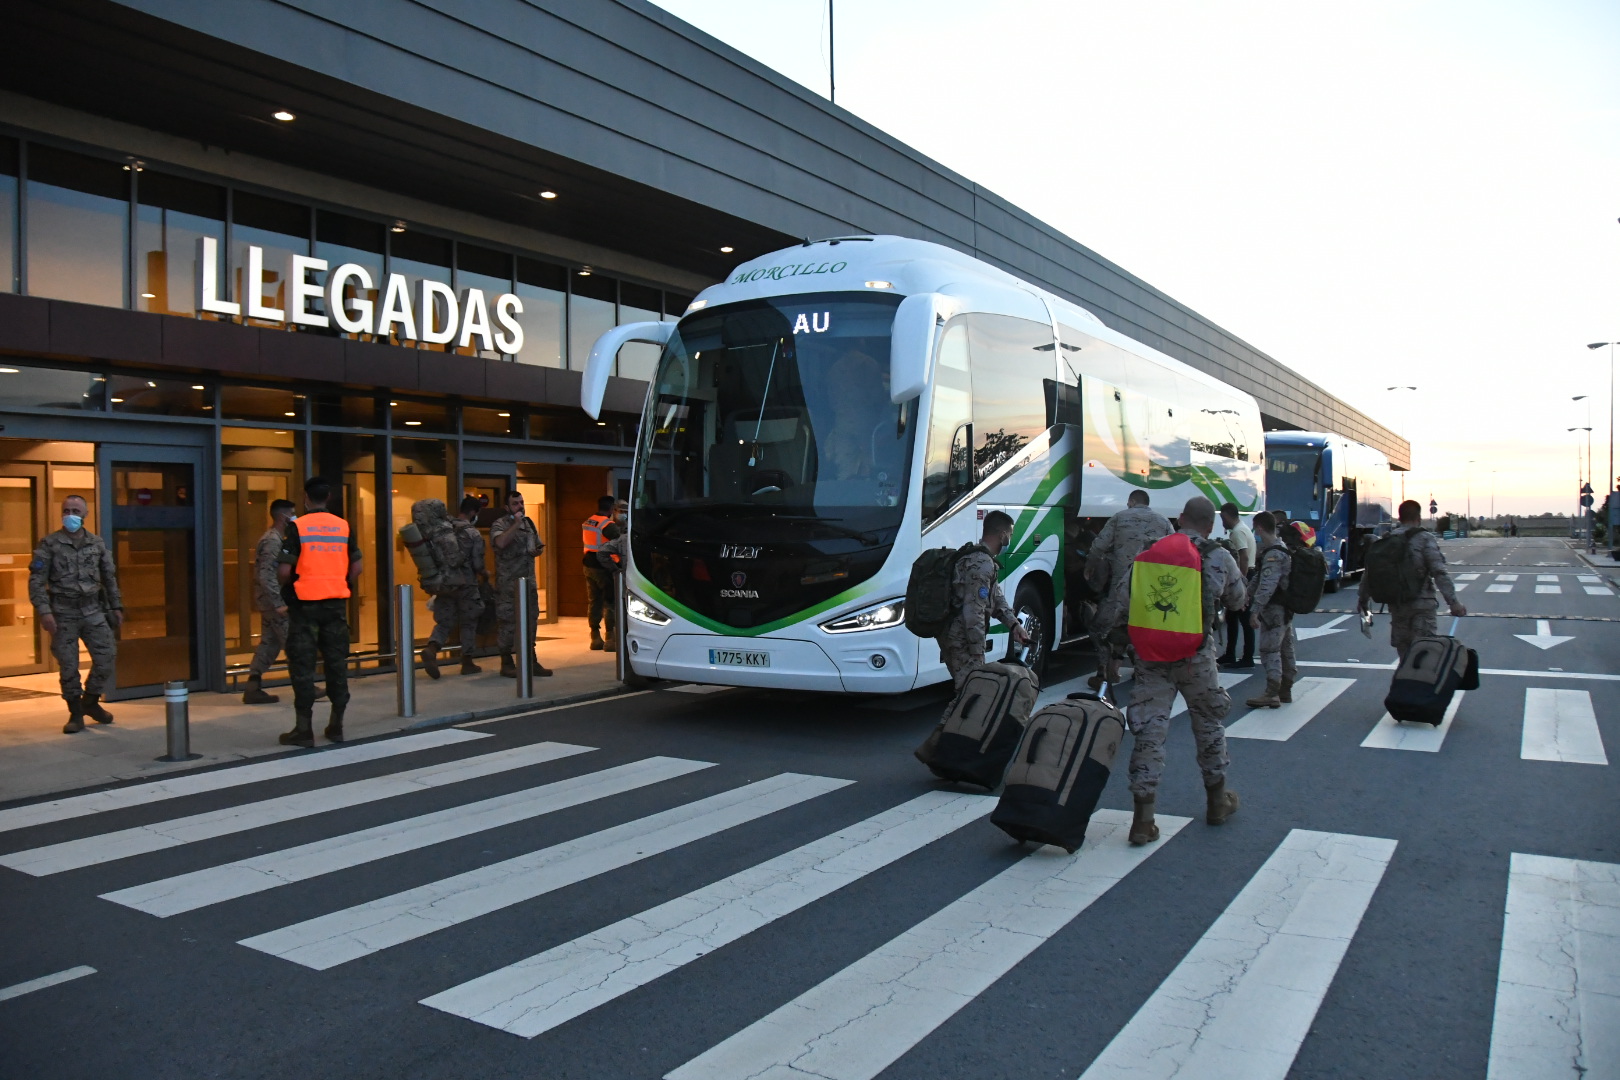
581;321;677;419
889;292;960;404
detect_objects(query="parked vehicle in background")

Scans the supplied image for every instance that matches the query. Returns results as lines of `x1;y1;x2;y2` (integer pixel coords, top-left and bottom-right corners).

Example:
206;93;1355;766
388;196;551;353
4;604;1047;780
1264;432;1393;589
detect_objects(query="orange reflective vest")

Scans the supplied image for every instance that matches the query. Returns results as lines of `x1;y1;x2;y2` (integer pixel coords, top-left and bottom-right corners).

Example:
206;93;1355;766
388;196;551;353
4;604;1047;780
582;513;611;551
292;512;352;601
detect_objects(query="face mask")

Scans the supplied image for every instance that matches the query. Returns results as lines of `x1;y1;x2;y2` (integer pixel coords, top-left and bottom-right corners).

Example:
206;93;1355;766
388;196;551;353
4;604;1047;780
62;514;83;533
287;514;297;522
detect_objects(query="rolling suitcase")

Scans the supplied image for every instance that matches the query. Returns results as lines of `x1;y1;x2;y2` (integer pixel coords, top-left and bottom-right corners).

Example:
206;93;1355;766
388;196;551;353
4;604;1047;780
1384;616;1480;725
991;689;1125;854
914;662;1039;788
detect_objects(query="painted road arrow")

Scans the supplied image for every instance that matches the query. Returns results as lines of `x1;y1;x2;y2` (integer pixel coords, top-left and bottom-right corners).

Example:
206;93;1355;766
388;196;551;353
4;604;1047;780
1296;613;1353;641
1514;620;1574;651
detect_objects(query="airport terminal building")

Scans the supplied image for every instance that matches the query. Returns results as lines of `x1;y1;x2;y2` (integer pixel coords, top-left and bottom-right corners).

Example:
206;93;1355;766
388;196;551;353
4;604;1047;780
0;0;1406;698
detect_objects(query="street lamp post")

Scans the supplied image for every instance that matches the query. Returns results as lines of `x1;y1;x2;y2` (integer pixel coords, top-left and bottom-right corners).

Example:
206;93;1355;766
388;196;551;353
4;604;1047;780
1588;342;1616;502
1466;459;1475;529
1570;425;1593;543
1386;385;1417;503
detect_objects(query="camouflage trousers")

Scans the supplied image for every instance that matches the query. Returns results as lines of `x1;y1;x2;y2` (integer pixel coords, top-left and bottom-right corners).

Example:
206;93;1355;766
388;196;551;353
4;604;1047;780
1256;605;1297;683
585;567;617;637
1388;600;1438;661
1088;589;1128;677
495;577;539;653
249;607;288;677
50;609;116;698
937;624;989;688
287;598;350;714
427;586;483;654
1126;655;1232;799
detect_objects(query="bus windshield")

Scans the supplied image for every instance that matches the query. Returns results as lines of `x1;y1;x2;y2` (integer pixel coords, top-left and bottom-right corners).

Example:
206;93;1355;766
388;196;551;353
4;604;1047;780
1266;445;1323;521
633;291;912;544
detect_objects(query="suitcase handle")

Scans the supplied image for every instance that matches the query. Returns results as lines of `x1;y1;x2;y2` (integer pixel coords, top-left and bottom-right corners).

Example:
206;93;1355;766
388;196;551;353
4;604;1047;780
1448;616;1460;636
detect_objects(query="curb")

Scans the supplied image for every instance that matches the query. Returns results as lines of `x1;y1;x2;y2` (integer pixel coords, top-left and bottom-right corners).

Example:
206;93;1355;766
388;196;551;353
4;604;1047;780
402;682;644;731
1573;549;1620;573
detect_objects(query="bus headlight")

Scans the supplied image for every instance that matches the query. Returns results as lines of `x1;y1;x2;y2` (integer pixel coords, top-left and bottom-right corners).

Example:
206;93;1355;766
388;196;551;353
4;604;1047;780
820;598;905;634
627;593;672;626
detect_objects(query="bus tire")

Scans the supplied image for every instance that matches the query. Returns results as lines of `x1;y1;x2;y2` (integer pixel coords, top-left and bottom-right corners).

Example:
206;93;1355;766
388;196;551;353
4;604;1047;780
1011;578;1052;680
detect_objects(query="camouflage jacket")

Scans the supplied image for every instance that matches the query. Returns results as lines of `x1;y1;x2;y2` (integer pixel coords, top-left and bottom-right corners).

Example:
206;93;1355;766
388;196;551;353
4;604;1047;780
1251;536;1292;610
490;513;540;585
1358;526;1457;606
29;528;121;613
440;519;485;588
951;549;1014;637
254;525;284;610
1088;506;1173;596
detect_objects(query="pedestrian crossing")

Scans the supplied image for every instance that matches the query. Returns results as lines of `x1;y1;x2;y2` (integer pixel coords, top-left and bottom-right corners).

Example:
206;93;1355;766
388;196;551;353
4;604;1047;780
1451;571;1615;597
1;708;1614;1078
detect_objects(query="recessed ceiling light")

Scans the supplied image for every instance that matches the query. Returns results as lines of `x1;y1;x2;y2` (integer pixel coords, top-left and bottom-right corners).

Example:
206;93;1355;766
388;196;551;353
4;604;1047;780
140;292;156;299
273;430;287;435
577;266;592;277
191;385;205;390
498;412;510;417
390;220;407;233
123;161;144;173
111;397;124;403
719;246;734;253
539;190;557;199
0;367;17;374
283;411;296;417
596;421;606;426
389;401;399;406
404;420;422;426
273;110;296;122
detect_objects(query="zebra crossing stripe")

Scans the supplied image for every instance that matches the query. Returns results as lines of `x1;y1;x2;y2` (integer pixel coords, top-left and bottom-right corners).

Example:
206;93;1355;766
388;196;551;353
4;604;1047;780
1171;672;1253;719
1077;829;1397;1080
0;742;595;876
240;772;852;970
665;809;1192;1080
0;965;96;1003
1225;677;1355;741
1360;692;1465;752
0;729;490;835
1521;689;1607;765
421;790;997;1038
1586;586;1613;596
1487;853;1620;1079
102;756;713;917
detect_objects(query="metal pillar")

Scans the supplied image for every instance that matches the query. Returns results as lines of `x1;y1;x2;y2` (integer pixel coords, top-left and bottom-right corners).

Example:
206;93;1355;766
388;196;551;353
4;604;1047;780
515;577;533;699
158;680;198;761
615;574;628;683
396;583;416;718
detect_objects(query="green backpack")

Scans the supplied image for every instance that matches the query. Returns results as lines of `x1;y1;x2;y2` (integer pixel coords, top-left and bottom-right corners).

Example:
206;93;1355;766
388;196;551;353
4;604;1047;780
904;542;985;638
1362;528;1424;604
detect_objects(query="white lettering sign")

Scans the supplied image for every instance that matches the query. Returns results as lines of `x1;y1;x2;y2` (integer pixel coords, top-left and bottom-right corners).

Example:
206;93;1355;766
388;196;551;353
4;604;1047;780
196;238;525;355
791;312;831;335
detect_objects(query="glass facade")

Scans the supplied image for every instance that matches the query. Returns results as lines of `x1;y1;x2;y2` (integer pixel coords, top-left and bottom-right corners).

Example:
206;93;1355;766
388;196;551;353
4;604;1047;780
137;170;225;316
0;139;16;293
26;145;129;306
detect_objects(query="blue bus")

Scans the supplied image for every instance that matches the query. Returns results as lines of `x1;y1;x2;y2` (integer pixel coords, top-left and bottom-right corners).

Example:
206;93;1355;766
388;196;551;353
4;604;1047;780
1264;432;1393;589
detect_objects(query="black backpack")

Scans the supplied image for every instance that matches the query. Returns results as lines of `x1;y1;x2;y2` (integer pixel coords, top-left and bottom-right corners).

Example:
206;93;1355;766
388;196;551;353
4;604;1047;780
1363;528;1425;604
904;542;984;638
1262;544;1326;616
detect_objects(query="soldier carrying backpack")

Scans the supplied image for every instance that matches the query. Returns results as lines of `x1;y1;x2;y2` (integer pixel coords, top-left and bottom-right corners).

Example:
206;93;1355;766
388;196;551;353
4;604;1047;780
904;511;1029;687
1358;499;1465;661
1245;512;1300;708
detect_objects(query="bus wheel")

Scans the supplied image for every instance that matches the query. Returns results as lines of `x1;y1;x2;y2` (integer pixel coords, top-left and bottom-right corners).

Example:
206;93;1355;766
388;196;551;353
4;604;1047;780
1011;580;1052;679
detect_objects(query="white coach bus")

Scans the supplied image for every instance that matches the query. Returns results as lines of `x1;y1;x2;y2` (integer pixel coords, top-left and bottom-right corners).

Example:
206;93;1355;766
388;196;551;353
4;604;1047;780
581;236;1264;692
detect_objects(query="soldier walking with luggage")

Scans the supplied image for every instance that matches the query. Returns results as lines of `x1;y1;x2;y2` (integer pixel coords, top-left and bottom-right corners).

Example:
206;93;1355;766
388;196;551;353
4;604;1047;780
1125;496;1246;845
422;496;487;678
937;511;1030;687
1245;512;1298;708
30;494;122;734
276;478;360;747
491;490;552;679
243;499;297;704
582;495;619;651
1086;491;1172;689
1358;499;1466;661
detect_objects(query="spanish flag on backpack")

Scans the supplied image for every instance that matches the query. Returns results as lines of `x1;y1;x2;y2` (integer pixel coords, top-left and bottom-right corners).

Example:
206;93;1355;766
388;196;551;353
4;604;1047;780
1127;533;1204;662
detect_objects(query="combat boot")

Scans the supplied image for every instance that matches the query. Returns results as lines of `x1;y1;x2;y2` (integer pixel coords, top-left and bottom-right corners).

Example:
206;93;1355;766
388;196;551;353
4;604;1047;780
323;706;345;744
534;653;554;677
1245;681;1282;709
499;652;517;678
81;693;114;724
242;675;279;705
62;695;85;734
1278;675;1295;704
278;712;314;748
460;657;482;675
1205;780;1241;825
589;629;605;651
1129;797;1160;846
421;644;440;680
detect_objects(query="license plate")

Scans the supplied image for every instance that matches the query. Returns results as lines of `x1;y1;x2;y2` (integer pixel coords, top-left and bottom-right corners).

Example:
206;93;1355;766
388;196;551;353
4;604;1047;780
708;648;771;668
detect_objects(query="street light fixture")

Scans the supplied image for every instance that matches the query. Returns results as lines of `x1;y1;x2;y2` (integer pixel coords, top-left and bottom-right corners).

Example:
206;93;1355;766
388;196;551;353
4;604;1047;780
1588;342;1616;501
1385;385;1417;502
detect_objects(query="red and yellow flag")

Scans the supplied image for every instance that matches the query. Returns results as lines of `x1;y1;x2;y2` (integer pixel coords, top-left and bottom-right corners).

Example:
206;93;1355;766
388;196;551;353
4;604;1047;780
1127;533;1204;662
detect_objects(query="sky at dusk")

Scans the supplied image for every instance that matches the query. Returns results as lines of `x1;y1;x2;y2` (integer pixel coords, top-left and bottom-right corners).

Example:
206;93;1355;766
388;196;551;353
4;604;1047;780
653;0;1620;516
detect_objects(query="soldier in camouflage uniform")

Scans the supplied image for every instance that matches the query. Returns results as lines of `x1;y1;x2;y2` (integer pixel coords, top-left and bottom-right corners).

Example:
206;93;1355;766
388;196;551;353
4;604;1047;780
490;490;552;679
422;495;487;678
1245;512;1297;708
30;494;122;734
1086;490;1172;689
936;511;1030;687
1358;499;1465;660
1125;496;1246;845
244;499;297;704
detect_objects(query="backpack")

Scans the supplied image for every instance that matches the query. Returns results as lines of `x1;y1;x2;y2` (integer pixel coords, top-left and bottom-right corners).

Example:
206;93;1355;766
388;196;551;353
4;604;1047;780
904;542;985;638
1127;533;1205;662
1270;543;1326;615
1362;528;1424;604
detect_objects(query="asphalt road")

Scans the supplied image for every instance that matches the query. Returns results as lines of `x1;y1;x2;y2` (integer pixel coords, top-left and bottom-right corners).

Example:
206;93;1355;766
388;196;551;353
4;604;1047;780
0;537;1614;1080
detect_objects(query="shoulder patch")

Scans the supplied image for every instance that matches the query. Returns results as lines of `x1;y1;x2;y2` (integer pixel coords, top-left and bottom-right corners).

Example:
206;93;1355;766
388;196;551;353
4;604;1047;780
30;557;45;572
978;586;989;598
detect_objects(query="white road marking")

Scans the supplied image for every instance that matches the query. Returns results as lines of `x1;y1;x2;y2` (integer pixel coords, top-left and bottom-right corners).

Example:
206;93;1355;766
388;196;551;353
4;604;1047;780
1498;574;1520;581
664;810;1191;1080
1536;584;1562;595
1454;583;1470;592
1035;674;1100;710
1226;677;1355;741
0;965;97;1003
102;757;713;917
1170;672;1253;718
0;729;490;835
1295;613;1353;640
1513;620;1574;651
1487;853;1620;1080
1298;661;1620;682
1;742;595;877
457;689;659;727
1521;689;1607;764
1076;829;1398;1080
1586;585;1613;596
1578;575;1601;583
1537;575;1560;582
1487;584;1513;593
422;791;997;1038
1457;573;1481;581
1361;692;1465;752
240;772;852;970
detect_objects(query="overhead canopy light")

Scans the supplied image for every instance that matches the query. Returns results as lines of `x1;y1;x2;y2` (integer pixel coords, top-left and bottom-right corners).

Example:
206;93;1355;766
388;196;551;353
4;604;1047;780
719;246;734;253
390;220;407;233
577;266;592;276
539;190;558;199
273;110;296;122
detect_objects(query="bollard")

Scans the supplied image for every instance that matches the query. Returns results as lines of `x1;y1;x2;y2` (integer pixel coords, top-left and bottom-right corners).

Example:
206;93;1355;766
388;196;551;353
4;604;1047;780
515;577;533;699
396;583;416;718
615;573;628;683
157;680;199;762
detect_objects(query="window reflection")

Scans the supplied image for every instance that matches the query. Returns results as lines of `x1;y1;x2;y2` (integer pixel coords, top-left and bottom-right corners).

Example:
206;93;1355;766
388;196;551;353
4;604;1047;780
231;191;309;326
0;139;16;292
315;211;385;339
390;398;453;434
454;244;511;360
221;385;304;423
136;171;226;317
0;366;107;411
108;376;213;417
513;258;565;368
26;146;128;306
569;272;616;373
618;281;663;381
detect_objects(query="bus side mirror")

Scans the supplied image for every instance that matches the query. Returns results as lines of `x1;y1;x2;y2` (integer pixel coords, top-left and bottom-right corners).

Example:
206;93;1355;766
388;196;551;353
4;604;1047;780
889;292;960;404
581;321;676;419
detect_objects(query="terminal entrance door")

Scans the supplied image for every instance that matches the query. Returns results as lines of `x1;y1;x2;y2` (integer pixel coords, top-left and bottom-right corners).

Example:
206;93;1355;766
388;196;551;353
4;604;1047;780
100;445;204;696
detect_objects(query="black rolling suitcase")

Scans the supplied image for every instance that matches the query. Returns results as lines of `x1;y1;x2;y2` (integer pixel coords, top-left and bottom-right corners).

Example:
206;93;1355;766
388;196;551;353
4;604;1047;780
1384;617;1480;725
991;690;1125;854
914;662;1039;788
